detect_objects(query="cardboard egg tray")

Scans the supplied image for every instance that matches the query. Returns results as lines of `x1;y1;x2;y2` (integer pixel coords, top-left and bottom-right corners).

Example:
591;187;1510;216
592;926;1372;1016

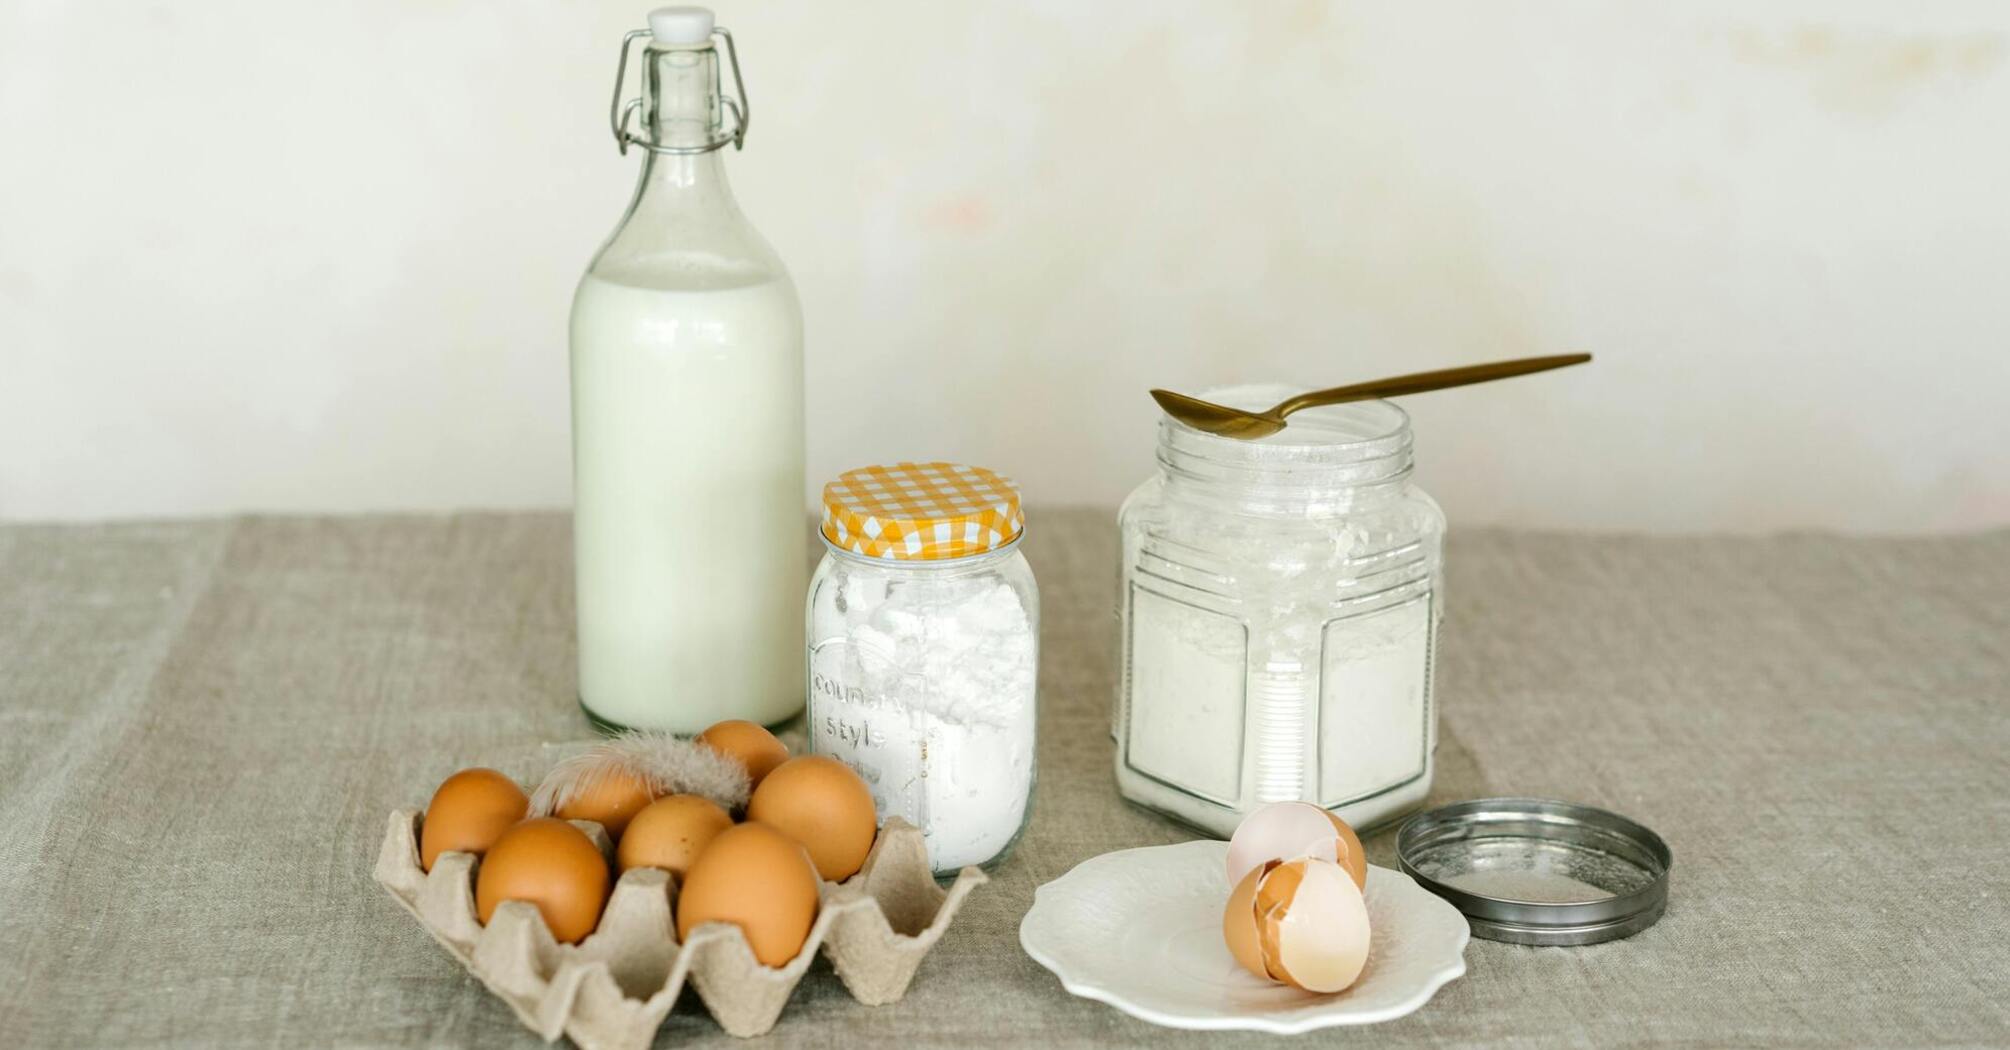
374;809;986;1048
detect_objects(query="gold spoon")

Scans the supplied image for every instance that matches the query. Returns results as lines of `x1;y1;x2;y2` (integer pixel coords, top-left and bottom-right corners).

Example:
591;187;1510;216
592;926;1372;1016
1150;353;1593;440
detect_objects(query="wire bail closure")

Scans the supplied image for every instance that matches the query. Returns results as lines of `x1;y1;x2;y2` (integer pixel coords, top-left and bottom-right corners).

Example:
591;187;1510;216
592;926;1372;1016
609;26;749;156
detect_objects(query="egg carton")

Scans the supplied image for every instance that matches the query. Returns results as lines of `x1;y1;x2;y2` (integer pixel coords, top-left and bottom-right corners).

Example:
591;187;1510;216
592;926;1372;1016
373;809;986;1048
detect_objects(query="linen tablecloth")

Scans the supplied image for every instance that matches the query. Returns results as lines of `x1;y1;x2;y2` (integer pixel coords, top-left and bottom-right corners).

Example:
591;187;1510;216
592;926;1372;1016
2;510;2006;1047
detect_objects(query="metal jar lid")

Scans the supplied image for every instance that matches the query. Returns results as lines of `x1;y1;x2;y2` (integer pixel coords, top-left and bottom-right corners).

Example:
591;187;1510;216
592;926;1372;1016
1396;798;1672;946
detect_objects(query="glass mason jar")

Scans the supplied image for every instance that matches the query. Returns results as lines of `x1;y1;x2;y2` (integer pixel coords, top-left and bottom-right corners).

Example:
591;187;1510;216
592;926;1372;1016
1115;386;1446;838
806;463;1040;876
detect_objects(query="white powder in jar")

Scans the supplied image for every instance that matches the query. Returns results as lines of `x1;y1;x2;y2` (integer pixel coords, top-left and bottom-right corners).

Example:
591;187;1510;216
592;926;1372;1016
1120;492;1439;835
809;563;1037;872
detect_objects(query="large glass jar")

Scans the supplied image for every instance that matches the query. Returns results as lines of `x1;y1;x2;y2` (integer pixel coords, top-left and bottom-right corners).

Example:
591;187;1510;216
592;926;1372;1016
1115;387;1445;837
806;463;1039;876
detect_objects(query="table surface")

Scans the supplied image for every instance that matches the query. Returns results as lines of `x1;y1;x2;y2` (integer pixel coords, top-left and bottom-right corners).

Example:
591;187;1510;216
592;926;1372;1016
3;510;2007;1048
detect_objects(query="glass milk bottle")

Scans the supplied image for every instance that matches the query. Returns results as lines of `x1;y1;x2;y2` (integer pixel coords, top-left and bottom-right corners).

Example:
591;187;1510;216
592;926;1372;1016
1115;386;1446;837
571;7;805;732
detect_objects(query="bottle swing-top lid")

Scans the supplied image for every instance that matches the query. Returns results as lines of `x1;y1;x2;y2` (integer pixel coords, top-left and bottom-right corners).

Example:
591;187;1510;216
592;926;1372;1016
647;6;714;45
609;6;749;155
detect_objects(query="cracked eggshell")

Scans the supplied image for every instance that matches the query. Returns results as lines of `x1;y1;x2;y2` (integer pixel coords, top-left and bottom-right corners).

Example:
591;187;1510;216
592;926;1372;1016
1226;801;1367;891
1222;856;1372;994
1222;861;1274;979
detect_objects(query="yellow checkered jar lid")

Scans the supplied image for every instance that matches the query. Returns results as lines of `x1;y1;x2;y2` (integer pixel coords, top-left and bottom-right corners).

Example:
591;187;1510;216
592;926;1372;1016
820;462;1025;561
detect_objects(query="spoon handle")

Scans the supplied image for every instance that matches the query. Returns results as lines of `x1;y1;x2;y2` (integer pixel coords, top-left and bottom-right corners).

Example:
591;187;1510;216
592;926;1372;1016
1272;353;1592;418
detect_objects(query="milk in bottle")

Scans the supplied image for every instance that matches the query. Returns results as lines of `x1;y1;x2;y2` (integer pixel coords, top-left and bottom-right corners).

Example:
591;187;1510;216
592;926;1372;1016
570;7;805;731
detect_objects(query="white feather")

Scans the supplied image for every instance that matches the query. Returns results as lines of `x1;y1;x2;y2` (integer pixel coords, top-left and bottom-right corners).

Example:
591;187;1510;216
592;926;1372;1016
529;731;752;817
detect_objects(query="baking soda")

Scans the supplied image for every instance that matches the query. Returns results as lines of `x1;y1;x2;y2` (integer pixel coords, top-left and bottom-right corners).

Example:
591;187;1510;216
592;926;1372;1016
1119;479;1438;835
809;566;1037;872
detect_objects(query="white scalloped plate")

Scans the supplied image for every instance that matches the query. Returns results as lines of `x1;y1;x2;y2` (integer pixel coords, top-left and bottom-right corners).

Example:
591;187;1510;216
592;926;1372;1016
1019;840;1468;1033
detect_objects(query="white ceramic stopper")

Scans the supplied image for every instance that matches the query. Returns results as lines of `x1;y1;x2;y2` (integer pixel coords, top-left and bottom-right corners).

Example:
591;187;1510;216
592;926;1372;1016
649;6;715;45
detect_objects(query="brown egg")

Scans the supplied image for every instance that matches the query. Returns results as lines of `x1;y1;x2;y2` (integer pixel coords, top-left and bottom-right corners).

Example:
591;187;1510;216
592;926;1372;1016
475;817;609;944
697;719;791;788
617;794;733;877
554;765;655;839
420;768;529;872
675;822;820;967
745;756;878;881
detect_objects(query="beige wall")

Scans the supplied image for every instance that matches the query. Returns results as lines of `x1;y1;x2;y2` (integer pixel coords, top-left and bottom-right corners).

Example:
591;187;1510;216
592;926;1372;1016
3;1;2007;530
